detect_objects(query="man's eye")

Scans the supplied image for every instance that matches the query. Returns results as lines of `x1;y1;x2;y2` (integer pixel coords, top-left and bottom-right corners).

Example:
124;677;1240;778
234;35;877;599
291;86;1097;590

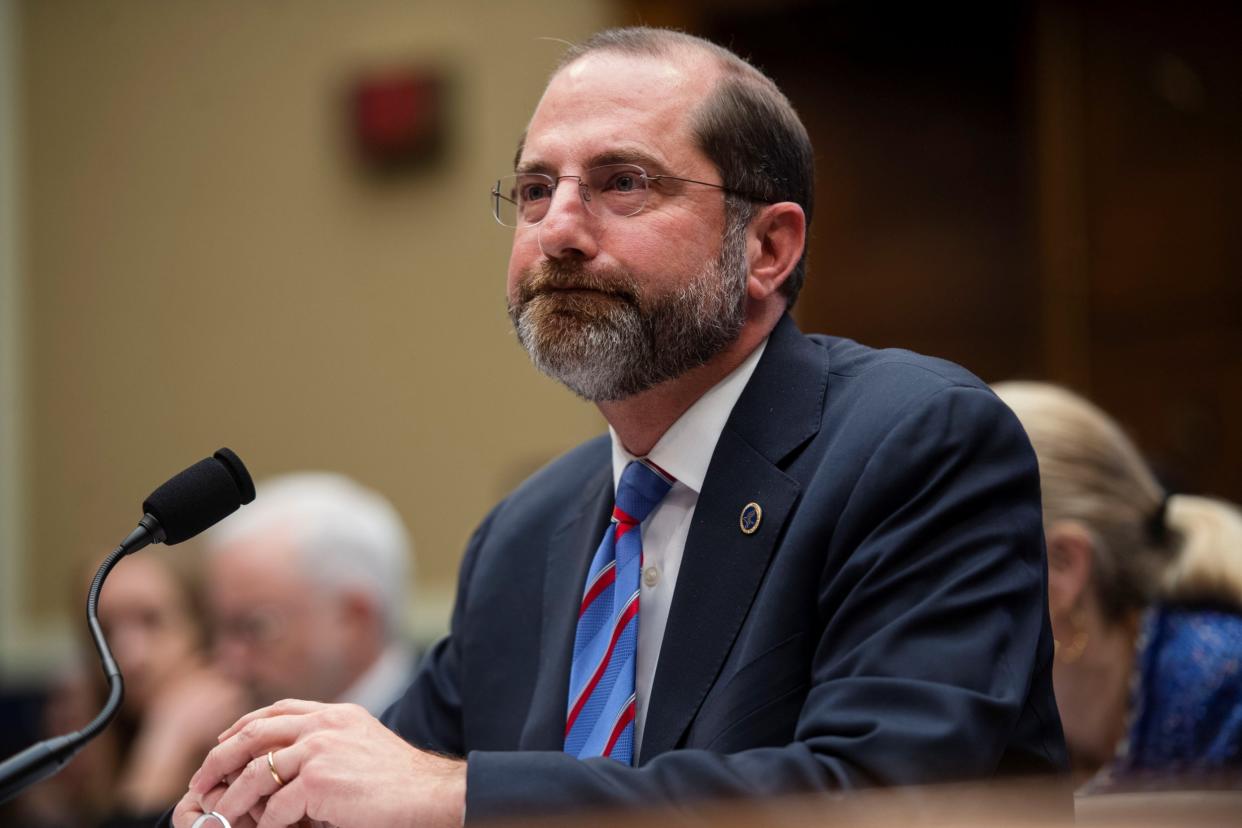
609;174;640;192
520;183;552;202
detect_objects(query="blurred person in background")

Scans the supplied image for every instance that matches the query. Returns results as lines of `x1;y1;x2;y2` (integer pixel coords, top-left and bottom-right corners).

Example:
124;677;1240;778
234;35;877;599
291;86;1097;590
2;549;240;827
995;382;1242;790
0;659;120;828
204;472;417;717
95;548;246;826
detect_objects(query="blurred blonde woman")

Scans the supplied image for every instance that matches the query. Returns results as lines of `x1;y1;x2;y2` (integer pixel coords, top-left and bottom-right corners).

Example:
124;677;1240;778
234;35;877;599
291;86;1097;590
993;381;1242;790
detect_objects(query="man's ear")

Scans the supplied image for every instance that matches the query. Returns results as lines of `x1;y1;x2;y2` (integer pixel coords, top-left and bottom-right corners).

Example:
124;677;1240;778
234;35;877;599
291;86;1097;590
746;202;806;302
1046;520;1095;620
339;589;383;637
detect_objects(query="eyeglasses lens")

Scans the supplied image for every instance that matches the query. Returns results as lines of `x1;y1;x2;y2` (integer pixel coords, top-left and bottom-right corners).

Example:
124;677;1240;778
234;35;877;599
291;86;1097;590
491;164;650;228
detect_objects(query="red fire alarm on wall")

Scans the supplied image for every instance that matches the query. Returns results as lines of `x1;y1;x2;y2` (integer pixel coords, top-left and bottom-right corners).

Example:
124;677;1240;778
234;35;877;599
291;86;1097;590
349;67;444;172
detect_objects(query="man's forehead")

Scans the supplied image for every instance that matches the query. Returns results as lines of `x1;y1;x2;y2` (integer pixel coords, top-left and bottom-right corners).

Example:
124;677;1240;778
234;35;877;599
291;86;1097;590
556;49;698;91
212;523;300;575
545;49;719;112
209;540;310;612
518;50;719;169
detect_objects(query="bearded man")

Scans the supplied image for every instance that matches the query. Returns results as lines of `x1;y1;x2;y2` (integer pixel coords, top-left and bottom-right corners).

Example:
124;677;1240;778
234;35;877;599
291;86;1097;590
172;27;1066;828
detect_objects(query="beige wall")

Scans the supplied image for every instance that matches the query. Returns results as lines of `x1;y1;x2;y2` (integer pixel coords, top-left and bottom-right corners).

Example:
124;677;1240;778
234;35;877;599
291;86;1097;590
4;0;619;674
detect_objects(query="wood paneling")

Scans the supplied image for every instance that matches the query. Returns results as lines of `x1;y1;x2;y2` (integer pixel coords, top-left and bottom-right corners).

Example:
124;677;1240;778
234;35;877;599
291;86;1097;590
621;0;1241;501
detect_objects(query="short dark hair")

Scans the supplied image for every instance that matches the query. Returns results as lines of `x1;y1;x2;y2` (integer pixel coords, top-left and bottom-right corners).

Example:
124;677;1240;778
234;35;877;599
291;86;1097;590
553;27;815;306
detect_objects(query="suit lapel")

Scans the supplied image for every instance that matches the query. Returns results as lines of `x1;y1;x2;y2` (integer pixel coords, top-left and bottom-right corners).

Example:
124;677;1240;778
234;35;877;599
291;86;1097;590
518;464;613;751
639;315;830;762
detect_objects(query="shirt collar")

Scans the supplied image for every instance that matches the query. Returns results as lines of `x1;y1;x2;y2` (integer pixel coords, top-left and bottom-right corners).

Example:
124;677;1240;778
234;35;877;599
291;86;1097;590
337;643;416;718
611;338;768;495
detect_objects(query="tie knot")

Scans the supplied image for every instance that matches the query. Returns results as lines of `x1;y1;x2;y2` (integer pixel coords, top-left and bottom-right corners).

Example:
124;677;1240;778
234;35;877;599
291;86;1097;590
614;460;674;526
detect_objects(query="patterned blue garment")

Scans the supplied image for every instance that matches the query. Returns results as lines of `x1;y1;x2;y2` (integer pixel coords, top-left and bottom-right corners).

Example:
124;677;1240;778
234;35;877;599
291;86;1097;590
1104;604;1242;787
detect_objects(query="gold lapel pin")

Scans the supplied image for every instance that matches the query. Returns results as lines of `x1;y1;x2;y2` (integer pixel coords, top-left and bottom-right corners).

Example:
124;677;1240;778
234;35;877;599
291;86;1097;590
739;502;762;535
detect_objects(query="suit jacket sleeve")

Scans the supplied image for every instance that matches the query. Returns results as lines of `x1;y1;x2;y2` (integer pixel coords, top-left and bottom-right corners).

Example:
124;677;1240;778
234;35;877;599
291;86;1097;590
456;385;1057;821
380;506;496;756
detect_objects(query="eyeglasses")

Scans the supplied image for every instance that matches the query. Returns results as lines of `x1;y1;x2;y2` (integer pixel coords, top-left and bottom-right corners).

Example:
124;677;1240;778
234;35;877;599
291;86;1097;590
490;163;763;228
215;607;287;648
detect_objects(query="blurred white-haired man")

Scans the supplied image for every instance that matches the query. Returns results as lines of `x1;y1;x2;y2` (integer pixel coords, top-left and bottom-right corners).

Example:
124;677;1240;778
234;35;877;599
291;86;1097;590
204;473;416;716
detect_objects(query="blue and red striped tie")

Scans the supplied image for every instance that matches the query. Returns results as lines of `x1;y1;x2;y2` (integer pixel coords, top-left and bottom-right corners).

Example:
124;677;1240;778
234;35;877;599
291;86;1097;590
565;459;674;764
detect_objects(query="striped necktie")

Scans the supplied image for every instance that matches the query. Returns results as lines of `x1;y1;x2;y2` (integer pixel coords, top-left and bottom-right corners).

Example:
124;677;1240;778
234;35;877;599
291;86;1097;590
565;458;674;764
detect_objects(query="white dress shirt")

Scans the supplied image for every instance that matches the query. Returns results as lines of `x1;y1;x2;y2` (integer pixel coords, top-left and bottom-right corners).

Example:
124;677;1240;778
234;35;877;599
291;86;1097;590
609;338;767;753
337;642;417;718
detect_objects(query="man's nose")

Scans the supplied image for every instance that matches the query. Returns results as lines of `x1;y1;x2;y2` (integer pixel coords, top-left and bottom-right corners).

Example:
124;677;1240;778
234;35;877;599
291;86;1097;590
537;180;599;260
213;635;252;674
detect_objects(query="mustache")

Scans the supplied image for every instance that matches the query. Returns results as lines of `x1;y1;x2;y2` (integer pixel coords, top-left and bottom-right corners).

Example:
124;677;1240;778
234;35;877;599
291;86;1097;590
515;260;640;307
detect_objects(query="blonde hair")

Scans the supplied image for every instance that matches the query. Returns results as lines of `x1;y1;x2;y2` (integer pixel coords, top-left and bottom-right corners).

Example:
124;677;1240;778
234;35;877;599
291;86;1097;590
993;381;1242;619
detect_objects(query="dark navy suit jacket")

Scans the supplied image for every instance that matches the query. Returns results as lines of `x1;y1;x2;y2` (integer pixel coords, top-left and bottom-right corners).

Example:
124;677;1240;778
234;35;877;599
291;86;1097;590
382;315;1068;821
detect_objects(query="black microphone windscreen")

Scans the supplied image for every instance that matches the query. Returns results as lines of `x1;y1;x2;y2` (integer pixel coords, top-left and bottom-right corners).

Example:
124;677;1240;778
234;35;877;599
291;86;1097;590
141;448;255;545
213;447;256;504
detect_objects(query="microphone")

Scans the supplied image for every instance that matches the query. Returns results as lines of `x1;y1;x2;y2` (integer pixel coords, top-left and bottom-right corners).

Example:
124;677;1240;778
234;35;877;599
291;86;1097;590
0;448;256;805
138;446;257;546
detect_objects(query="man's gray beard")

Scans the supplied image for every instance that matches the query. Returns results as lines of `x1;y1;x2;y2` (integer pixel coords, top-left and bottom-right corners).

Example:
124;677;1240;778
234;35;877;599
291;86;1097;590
508;217;750;402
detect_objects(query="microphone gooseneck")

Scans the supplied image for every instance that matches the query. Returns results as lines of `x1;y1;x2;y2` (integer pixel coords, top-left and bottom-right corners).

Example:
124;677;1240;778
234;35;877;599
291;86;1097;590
0;448;255;805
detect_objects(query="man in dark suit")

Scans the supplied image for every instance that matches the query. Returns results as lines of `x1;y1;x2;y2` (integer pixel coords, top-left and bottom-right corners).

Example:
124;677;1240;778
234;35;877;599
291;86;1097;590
174;27;1066;827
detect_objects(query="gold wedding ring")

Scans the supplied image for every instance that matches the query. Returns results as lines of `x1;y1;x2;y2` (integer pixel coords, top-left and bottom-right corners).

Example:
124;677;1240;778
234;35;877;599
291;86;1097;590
266;750;285;787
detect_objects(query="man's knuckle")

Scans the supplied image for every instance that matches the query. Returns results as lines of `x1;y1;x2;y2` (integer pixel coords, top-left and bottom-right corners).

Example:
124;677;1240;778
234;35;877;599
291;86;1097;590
300;758;327;788
238;719;263;743
304;730;331;753
276;696;305;713
320;706;348;727
202;744;225;770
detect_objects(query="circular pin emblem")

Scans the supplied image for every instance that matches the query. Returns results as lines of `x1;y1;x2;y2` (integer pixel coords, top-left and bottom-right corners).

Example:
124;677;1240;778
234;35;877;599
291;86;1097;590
740;502;762;535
